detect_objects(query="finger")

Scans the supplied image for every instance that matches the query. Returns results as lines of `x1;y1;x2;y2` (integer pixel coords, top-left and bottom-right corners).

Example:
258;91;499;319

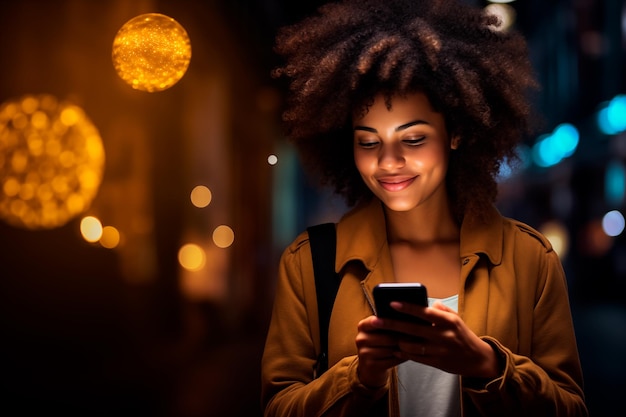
430;300;455;314
394;341;435;362
358;315;388;332
392;301;460;328
388;301;432;324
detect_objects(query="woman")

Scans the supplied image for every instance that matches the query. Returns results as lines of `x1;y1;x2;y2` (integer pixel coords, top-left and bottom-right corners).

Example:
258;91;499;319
261;1;587;416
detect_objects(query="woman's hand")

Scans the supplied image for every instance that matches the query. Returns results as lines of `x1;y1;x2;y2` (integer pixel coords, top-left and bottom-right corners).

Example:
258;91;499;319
373;301;501;379
355;315;405;388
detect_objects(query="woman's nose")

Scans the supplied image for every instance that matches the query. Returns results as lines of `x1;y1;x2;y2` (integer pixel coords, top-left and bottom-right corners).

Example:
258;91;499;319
378;142;405;170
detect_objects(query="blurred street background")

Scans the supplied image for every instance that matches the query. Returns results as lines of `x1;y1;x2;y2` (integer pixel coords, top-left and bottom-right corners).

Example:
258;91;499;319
0;0;624;416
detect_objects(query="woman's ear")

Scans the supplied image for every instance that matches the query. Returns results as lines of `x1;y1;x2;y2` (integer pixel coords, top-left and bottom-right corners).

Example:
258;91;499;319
451;135;460;150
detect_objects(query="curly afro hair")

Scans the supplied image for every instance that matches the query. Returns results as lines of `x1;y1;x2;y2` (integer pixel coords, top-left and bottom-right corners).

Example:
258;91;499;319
273;0;538;221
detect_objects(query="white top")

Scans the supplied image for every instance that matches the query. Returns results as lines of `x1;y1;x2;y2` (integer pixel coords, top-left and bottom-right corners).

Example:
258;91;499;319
397;295;461;417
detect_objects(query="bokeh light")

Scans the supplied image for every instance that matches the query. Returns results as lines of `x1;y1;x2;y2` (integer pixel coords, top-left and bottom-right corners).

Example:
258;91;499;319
178;243;206;271
112;13;192;92
497;145;530;182
598;95;626;135
0;95;105;229
605;160;626;206
602;210;625;237
540;220;570;258
268;154;278;166
100;225;121;249
80;216;103;243
532;123;579;168
190;185;212;208
485;3;516;32
212;225;234;248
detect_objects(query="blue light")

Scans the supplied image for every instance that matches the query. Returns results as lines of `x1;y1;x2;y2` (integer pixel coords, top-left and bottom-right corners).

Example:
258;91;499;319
551;123;579;158
497;145;530;181
608;95;626;131
497;159;512;181
605;160;626;206
532;134;555;167
531;124;579;168
602;210;625;237
598;105;617;135
598;95;626;135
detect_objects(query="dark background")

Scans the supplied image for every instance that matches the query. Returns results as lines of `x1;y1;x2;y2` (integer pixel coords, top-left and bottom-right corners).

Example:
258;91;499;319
0;0;624;416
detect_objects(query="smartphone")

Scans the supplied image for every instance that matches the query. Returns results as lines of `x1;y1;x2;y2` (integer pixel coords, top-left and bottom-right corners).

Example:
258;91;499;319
373;283;429;324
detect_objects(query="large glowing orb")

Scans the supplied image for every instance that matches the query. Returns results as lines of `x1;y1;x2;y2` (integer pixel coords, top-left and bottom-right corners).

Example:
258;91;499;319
112;13;192;92
0;95;105;229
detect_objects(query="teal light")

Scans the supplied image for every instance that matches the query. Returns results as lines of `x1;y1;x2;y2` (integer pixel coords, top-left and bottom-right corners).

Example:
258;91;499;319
605;160;626;206
532;134;553;167
532;124;579;168
598;95;626;135
552;123;579;158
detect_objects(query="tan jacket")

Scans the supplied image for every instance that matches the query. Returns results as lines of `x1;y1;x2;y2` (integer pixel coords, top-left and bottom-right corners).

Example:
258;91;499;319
261;199;587;416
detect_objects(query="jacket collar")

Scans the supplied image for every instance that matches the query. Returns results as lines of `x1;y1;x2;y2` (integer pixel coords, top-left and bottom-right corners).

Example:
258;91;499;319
334;198;504;274
459;204;503;266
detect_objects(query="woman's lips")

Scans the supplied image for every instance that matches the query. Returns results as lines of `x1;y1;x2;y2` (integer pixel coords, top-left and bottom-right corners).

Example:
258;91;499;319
377;176;416;191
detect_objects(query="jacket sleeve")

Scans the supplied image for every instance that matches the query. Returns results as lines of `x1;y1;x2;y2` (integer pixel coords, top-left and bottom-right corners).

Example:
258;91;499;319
462;226;588;416
261;234;389;417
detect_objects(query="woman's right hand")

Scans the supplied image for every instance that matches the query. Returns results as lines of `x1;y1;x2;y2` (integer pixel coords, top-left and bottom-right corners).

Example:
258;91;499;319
355;315;405;388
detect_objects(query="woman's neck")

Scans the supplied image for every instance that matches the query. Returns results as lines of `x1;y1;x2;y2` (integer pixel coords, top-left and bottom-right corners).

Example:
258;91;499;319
383;201;460;246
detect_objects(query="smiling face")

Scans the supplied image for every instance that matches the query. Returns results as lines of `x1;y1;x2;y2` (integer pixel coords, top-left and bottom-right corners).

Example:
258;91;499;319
353;91;457;214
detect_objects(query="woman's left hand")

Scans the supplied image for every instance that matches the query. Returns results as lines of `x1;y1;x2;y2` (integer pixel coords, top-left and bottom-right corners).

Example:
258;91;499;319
373;301;501;379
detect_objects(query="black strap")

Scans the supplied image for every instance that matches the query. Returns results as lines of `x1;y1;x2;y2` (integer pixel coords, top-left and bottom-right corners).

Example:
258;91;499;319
307;222;339;379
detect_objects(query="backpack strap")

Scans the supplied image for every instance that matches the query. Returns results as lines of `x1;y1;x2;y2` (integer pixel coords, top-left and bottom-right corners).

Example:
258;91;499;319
307;222;339;379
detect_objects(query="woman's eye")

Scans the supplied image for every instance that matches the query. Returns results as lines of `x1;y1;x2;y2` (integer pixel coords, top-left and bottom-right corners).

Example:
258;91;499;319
357;140;379;149
403;136;425;146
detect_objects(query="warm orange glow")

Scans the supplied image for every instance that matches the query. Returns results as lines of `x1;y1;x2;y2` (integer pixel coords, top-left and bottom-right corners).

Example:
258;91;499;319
190;185;212;208
539;221;570;259
0;95;105;229
100;225;121;249
112;13;192;92
178;243;206;271
212;225;234;248
80;216;103;242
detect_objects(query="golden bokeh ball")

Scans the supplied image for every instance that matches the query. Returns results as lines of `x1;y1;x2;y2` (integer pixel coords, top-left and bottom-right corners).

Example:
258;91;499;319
0;94;105;230
112;13;192;92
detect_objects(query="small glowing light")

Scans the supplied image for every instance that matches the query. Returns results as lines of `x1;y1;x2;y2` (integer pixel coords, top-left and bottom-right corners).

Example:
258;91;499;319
602;210;625;237
597;95;626;135
485;4;516;31
551;123;579;157
605;160;626;206
80;216;103;242
190;185;212;208
532;123;579;168
112;13;192;92
268;154;278;165
496;145;529;182
100;225;121;249
0;95;105;229
497;160;512;181
178;243;206;271
212;225;234;248
540;221;570;258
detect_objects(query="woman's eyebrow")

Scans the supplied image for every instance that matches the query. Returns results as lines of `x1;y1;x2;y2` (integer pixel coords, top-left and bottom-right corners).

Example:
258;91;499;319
395;120;428;131
353;120;429;133
353;125;377;133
